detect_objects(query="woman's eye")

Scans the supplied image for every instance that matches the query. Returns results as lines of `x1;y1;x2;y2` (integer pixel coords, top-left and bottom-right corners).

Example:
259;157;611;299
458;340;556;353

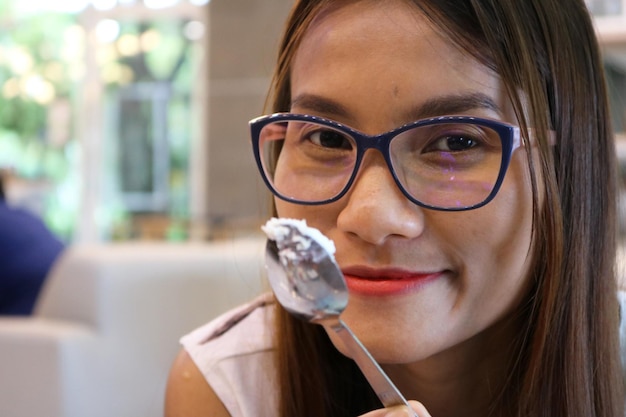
429;135;478;152
307;130;353;150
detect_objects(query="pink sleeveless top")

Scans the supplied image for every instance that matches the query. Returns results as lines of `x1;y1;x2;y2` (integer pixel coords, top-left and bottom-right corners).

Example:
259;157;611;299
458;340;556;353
181;293;278;417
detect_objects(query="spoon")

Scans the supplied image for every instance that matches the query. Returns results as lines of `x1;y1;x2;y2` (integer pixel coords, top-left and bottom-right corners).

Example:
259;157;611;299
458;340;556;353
263;219;416;413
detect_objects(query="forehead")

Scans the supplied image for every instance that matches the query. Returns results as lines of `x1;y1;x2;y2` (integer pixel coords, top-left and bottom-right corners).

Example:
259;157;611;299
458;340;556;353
289;0;509;127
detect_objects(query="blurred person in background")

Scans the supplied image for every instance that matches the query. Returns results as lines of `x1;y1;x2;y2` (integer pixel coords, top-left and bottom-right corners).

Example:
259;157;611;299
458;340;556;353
0;168;65;315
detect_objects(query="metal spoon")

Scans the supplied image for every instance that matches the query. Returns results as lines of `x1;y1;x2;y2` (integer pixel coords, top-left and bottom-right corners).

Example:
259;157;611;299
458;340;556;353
264;223;415;412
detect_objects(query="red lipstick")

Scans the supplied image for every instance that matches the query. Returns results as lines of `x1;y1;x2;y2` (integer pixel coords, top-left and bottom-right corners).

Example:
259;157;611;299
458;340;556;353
342;267;442;296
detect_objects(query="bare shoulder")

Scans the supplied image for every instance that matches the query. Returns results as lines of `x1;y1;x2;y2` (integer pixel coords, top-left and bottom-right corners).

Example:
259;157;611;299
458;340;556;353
164;348;231;417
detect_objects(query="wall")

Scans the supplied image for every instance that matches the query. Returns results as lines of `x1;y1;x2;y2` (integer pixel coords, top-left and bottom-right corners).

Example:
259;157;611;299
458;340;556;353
206;0;293;238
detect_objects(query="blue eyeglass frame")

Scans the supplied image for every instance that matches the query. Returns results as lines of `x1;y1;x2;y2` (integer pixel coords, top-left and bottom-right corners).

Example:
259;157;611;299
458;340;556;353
249;112;522;211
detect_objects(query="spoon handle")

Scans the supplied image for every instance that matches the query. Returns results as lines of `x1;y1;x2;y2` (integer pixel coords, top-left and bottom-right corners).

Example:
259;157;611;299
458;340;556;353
324;317;417;414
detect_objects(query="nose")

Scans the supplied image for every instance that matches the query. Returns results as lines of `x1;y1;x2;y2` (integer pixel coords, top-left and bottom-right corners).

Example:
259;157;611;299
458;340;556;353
337;152;425;245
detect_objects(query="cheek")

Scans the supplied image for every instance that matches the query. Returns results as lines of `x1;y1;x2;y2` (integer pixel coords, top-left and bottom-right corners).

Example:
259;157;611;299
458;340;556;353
460;149;536;302
275;199;313;221
274;199;297;218
496;147;539;245
274;199;340;232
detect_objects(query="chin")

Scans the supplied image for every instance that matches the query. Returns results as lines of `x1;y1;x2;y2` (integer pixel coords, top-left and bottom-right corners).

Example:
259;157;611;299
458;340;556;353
326;326;431;365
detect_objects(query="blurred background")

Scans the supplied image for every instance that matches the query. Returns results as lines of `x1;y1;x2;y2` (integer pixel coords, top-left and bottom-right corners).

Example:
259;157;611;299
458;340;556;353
586;0;626;236
0;0;291;244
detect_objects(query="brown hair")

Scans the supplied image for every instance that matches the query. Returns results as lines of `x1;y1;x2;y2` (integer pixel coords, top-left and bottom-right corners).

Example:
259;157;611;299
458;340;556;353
267;1;624;416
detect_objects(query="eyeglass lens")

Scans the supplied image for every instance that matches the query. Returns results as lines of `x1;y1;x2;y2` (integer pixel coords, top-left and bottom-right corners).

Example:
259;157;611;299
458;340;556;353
258;120;504;209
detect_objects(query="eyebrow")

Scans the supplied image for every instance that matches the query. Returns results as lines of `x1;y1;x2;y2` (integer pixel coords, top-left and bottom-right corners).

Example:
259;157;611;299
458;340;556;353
414;93;502;119
290;94;352;118
290;92;503;122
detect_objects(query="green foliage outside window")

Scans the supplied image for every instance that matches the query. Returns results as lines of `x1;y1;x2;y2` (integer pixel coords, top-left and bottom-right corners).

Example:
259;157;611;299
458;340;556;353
0;1;200;241
0;9;81;239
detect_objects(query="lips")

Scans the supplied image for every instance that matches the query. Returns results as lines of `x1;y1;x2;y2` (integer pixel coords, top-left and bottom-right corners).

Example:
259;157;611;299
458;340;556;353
342;266;443;296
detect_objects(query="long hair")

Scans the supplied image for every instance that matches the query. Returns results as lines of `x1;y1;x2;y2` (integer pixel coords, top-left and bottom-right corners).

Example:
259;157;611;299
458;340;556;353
266;1;624;416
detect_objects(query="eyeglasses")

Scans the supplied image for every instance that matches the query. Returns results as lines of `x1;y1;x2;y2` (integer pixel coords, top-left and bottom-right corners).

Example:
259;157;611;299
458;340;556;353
250;113;523;211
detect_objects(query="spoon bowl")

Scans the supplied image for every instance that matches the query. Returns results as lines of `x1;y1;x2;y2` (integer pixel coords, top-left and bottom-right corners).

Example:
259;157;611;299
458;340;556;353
265;236;348;321
263;220;415;413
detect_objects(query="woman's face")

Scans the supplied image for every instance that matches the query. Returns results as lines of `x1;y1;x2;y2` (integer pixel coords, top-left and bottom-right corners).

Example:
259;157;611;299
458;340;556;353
276;0;537;367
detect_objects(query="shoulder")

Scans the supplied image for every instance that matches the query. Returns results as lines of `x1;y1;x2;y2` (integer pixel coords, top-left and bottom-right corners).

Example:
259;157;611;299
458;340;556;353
181;292;276;357
170;293;279;417
165;349;231;417
0;203;63;252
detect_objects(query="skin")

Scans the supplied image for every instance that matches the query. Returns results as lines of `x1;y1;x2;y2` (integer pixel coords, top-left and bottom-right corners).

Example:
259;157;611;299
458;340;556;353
165;350;230;417
362;401;431;417
165;1;540;416
276;1;538;416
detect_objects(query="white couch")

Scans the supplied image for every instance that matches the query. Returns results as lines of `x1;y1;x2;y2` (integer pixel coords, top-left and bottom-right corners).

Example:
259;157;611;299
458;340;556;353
0;237;267;417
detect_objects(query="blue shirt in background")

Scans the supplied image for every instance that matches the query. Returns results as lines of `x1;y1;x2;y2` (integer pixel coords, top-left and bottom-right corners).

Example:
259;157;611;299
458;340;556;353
0;201;64;315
